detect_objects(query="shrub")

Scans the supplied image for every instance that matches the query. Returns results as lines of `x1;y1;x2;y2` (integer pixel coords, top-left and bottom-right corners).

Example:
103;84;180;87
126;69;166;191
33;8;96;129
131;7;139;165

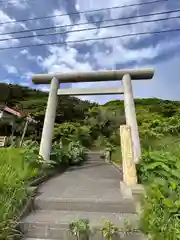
78;125;93;147
54;122;93;148
137;148;180;239
140;180;180;240
51;141;86;167
68;141;86;165
93;135;109;149
22;140;51;179
137;150;180;185
51;141;71;167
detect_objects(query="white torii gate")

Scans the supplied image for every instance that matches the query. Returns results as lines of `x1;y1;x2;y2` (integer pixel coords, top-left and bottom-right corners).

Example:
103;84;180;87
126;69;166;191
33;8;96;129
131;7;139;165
32;68;154;163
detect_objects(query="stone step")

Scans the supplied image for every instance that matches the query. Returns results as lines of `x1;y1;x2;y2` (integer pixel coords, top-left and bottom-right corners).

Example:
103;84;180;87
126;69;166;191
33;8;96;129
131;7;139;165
24;239;53;240
20;210;142;239
24;234;146;240
34;197;137;214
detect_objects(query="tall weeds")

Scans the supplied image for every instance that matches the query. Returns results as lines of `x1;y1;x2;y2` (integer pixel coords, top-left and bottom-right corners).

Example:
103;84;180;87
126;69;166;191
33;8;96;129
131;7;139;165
0;148;28;239
137;137;180;240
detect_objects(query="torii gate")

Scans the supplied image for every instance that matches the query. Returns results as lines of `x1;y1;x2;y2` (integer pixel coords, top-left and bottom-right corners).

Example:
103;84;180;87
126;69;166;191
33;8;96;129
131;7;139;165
32;68;154;163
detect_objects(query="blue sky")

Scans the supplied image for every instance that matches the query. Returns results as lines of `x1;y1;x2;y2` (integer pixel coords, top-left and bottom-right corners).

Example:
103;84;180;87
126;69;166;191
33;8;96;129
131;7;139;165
0;0;180;103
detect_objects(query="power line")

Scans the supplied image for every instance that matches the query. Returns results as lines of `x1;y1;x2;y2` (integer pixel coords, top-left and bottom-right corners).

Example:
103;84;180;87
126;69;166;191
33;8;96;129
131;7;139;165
0;8;178;37
0;27;179;51
0;14;179;42
0;0;168;25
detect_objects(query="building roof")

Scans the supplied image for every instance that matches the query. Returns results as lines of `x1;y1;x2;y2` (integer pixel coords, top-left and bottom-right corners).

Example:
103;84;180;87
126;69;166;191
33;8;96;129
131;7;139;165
3;106;25;117
1;106;38;124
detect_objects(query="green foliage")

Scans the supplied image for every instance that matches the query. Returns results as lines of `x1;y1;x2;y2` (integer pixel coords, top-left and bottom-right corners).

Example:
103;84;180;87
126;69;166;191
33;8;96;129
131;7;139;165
54;122;93;147
51;141;86;167
0;83;96;141
140;180;180;240
84;106;125;141
111;146;122;164
69;219;90;240
93;135;109;149
69;219;137;240
100;219;138;239
100;220;119;240
0;148;30;239
138;145;180;239
0;139;86;238
68;141;86;165
137;150;180;185
21;140;52;180
2;83;180;239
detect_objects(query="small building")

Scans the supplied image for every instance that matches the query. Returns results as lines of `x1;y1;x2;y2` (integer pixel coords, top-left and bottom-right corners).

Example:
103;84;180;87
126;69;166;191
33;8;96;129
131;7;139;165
0;105;38;147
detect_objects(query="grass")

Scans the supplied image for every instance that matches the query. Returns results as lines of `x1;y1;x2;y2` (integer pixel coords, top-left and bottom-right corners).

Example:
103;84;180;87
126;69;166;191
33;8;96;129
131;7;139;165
0;148;30;239
111;146;122;165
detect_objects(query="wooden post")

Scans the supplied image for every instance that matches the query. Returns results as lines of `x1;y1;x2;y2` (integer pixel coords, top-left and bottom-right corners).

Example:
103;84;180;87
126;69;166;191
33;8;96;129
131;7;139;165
122;74;141;164
39;77;59;160
120;125;137;186
10;121;15;145
20;119;29;147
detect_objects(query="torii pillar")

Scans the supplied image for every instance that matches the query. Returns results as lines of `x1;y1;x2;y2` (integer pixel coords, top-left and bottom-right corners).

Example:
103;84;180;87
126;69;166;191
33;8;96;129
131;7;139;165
122;74;141;164
39;77;59;160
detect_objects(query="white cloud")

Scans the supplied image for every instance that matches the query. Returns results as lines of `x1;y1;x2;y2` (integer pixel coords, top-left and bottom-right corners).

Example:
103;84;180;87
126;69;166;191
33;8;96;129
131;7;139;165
51;9;72;26
40;85;50;92
4;65;18;74
0;10;24;48
32;37;45;44
3;79;11;84
22;71;34;79
20;49;29;55
2;0;29;10
39;45;93;73
92;36;180;69
19;71;35;87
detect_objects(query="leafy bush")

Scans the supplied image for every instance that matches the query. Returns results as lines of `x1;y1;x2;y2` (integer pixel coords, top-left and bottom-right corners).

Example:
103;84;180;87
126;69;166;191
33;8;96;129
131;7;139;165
53;122;79;143
22;140;51;179
68;141;86;165
140;180;180;240
54;122;93;147
137;150;180;185
137;148;180;239
51;141;86;167
93;135;109;149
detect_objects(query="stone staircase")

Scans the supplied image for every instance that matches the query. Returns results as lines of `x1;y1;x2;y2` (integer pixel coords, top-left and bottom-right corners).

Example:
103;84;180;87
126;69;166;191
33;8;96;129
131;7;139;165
19;152;145;240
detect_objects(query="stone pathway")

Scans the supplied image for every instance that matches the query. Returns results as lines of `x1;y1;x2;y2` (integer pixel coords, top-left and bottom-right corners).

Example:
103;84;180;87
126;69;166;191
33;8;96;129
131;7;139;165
20;152;144;240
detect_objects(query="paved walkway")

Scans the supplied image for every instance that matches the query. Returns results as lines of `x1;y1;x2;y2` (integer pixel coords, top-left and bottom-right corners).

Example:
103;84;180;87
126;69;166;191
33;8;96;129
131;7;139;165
37;152;123;202
20;152;142;239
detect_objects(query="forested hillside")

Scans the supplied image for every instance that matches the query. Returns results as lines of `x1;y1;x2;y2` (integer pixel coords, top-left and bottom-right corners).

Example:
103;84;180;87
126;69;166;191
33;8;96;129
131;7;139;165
0;82;180;145
0;83;97;139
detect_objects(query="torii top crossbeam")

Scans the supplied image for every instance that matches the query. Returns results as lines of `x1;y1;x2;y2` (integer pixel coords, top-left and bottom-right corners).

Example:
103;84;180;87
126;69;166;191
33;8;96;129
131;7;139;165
32;68;154;84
